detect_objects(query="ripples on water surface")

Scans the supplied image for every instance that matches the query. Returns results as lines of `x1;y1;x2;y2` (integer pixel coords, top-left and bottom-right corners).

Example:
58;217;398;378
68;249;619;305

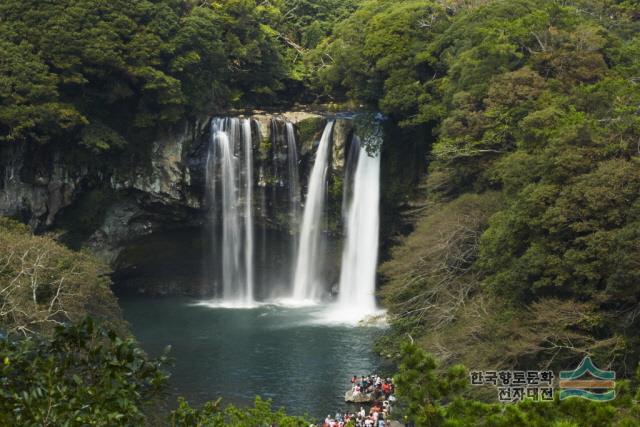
120;296;386;419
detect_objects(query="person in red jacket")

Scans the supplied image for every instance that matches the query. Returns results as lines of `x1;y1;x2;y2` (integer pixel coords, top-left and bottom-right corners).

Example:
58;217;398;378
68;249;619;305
382;382;391;399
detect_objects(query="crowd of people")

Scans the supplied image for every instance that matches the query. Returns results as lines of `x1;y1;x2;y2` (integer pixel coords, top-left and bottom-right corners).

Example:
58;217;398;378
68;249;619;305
350;374;395;400
320;374;396;427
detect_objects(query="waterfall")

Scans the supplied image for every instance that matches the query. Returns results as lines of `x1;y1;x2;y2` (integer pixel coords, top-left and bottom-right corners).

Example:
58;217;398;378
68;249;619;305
286;122;301;272
342;135;361;221
291;121;334;302
286;122;301;230
255;120;268;277
202;115;385;320
242;119;255;302
205;117;255;305
337;137;381;318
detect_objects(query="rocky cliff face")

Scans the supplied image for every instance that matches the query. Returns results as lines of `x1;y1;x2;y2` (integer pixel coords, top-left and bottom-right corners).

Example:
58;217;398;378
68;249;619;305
0;112;355;270
0;120;205;230
1;118;209;264
1;143;89;229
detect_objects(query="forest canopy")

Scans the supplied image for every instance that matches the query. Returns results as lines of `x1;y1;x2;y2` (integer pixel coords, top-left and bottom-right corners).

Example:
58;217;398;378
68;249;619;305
0;0;293;149
0;0;366;151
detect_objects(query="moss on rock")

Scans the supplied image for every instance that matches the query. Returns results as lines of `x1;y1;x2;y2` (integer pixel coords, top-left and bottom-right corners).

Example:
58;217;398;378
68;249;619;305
296;117;325;153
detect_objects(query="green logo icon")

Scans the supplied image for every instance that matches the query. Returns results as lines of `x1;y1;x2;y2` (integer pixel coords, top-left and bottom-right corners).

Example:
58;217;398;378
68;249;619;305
559;357;615;401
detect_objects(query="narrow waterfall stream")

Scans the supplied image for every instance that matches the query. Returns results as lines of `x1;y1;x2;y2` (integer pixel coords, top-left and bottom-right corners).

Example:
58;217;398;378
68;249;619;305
286;122;301;262
291;121;335;303
242;119;255;302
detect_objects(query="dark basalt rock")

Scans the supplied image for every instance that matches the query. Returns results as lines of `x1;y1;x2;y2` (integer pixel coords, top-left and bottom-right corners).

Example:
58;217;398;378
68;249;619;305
0;112;356;297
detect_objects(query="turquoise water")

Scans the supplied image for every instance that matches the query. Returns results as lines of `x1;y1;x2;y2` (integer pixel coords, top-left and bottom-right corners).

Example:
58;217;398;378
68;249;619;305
119;296;384;419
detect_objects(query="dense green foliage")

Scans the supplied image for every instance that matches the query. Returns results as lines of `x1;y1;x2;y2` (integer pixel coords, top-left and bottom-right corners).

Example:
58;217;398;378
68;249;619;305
170;396;310;426
345;0;640;375
309;0;448;116
0;0;290;149
278;0;362;50
0;0;370;151
393;342;640;427
0;319;169;426
394;342;468;423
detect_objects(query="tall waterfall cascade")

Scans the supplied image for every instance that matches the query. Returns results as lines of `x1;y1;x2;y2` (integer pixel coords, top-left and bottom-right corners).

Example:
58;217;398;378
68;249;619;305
291;121;335;303
337;134;382;321
205;118;255;305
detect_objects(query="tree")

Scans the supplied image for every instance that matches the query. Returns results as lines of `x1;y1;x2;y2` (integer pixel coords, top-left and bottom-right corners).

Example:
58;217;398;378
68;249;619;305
170;396;311;427
393;341;467;425
0;218;123;337
369;0;640;379
309;0;448;121
0;319;169;427
0;39;85;143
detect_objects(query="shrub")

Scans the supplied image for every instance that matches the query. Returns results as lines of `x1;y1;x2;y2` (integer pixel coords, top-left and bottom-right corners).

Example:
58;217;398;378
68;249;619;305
0;319;169;426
